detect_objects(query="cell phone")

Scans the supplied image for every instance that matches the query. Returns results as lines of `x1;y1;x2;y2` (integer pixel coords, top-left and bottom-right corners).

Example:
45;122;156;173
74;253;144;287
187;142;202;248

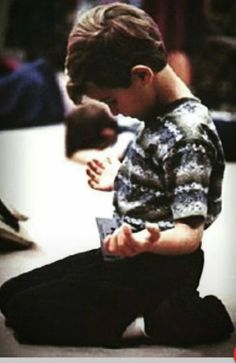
95;217;121;261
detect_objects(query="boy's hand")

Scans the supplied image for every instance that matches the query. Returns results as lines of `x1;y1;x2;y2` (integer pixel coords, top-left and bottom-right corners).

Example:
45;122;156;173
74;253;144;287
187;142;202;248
86;156;121;192
103;223;160;257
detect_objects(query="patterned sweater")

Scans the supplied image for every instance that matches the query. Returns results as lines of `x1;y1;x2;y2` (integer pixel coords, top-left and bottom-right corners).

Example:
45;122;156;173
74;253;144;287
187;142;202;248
113;98;225;232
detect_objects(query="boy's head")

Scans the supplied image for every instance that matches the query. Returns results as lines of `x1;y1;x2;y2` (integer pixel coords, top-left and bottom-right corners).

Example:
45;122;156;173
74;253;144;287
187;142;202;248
65;2;167;107
65;99;119;157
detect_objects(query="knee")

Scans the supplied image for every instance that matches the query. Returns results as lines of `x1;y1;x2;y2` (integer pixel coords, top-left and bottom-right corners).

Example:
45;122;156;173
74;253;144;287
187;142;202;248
0;278;19;316
3;287;133;347
144;290;234;346
3;290;34;334
4;290;65;345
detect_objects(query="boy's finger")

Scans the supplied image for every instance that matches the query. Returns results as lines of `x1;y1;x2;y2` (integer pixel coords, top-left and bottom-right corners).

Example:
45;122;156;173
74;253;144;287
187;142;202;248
145;223;160;242
93;159;106;169
103;234;111;244
86;168;95;178
105;233;117;254
121;224;138;249
88;179;99;189
103;235;112;253
87;160;104;174
122;223;133;238
86;168;100;182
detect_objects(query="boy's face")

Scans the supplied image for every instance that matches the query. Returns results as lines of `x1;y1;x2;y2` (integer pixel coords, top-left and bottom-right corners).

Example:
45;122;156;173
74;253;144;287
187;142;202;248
84;76;156;120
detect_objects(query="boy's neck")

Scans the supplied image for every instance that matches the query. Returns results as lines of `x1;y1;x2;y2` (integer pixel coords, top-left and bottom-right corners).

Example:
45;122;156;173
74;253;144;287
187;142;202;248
154;65;194;106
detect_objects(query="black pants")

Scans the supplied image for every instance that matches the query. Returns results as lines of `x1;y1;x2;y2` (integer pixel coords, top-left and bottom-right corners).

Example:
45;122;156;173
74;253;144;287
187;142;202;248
0;248;234;347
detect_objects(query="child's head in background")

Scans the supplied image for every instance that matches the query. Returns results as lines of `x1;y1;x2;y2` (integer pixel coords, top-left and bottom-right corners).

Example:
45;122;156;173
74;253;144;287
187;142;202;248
65;99;119;157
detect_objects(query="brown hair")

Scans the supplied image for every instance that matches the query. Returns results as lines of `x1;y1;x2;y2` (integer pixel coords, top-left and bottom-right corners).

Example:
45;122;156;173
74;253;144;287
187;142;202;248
65;2;167;103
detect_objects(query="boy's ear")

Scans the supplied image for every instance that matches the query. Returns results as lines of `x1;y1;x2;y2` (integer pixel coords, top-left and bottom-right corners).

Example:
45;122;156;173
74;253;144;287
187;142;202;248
131;65;153;84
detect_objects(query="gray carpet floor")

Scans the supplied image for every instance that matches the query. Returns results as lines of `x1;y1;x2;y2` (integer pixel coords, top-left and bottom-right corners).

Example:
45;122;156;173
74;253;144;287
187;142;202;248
0;125;235;357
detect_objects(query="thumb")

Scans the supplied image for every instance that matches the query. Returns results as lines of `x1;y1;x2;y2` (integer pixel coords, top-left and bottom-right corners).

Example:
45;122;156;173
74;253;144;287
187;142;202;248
145;223;160;242
122;223;133;238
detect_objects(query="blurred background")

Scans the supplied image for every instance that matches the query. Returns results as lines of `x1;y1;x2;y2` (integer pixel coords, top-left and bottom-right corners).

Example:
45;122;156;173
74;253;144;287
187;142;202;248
1;0;236;104
0;0;236;357
0;0;236;159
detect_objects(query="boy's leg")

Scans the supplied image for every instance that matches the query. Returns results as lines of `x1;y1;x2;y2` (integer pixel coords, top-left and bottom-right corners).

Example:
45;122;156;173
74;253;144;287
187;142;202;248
0;248;103;315
4;276;139;347
143;248;234;345
144;288;234;345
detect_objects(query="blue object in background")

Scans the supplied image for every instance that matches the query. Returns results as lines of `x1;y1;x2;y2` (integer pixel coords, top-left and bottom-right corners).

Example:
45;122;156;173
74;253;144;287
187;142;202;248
0;58;64;130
